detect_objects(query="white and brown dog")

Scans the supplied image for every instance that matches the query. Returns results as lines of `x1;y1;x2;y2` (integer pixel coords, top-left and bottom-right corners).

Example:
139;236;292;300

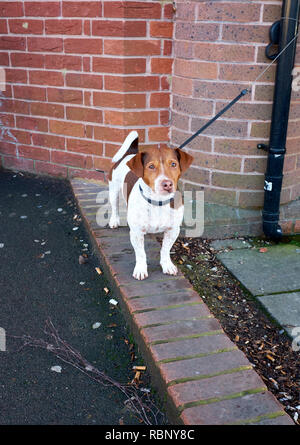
108;131;193;280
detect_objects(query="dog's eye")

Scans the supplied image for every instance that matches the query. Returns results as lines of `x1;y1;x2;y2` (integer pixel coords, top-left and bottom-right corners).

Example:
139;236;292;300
148;164;155;170
171;162;177;167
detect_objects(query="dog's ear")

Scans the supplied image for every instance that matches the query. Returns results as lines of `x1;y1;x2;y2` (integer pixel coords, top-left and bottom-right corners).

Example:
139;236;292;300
126;153;144;177
175;149;193;174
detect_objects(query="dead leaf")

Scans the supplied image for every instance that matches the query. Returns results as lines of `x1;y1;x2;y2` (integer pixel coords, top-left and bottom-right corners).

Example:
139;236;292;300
259;247;268;253
79;255;87;264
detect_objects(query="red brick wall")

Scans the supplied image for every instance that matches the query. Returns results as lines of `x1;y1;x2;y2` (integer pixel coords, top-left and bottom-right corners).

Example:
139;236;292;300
0;0;174;179
171;0;300;213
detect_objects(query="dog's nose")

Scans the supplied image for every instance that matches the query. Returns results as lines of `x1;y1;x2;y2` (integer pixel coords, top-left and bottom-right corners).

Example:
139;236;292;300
162;179;173;192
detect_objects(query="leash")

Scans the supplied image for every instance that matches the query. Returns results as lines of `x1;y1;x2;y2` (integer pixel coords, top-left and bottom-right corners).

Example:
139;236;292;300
178;21;300;151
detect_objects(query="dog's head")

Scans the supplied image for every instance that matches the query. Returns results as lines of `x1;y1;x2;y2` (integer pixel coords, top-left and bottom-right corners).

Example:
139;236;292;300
126;146;193;196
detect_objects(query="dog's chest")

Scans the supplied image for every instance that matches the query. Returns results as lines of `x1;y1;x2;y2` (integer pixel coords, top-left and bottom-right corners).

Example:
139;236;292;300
127;188;183;233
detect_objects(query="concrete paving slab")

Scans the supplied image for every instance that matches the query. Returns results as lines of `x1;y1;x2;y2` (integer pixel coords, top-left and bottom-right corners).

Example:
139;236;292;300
210;239;252;251
257;292;300;336
217;244;300;296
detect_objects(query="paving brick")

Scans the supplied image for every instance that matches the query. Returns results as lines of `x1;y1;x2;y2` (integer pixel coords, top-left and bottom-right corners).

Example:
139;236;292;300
160;350;251;385
180;392;287;425
124;290;201;313
119;275;192;298
150;333;236;363
141;318;221;344
168;369;266;408
134;304;211;328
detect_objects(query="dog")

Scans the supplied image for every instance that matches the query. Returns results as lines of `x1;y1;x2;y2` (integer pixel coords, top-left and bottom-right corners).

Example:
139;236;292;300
108;131;193;280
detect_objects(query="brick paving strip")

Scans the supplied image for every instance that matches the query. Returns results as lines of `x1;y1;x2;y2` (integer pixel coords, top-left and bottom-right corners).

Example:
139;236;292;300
70;178;294;425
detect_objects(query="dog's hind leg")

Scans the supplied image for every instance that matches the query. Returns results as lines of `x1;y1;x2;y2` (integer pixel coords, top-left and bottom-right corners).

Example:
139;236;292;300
109;180;120;228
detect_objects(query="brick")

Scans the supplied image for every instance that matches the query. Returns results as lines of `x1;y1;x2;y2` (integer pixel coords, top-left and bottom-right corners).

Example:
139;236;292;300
194;43;255;63
93;92;146;109
148;126;169;142
0;99;29;115
0;2;23;17
164;3;174;20
215;102;272;121
0;142;17;156
67;138;103;156
0;36;25;51
222;24;269;44
160;349;250;385
93;57;146;74
66;106;102;124
14;85;46;101
171;128;212;152
29;70;64;87
16;116;48;132
294;220;300;233
94;126;145;143
104;110;158;126
134;304;212;329
18;145;50;162
45;54;82;71
150;21;173;38
62;1;102;17
151;58;173;74
105;75;159;92
263;4;281;23
194;80;249;101
51;150;93;169
239;191;264;209
150;92;170;108
250;122;271;139
47;88;83;104
173;95;213;117
3;156;34;172
45;19;82;35
142;318;221;344
104;39;161;56
0;20;7;33
5;68;27;84
192;151;242;172
92;20;146;37
0;113;14;128
11;52;44;68
103;1;161;19
243;157;267;174
169;369;265;408
172;76;193;97
32;133;65;150
219;64;276;82
174;59;217;80
28;37;63;52
25;2;60;17
214;138;261;156
9;19;43;34
66;73;103;90
176;2;196;21
65;38;102;54
212;171;265;190
93;156;112;172
31;102;64;119
181;392;285;425
163;40;172;56
174;41;193;60
49;120;85;138
35;161;68;177
175;22;219;42
2;129;31;145
0;53;9;66
197;2;260;23
191;117;248;138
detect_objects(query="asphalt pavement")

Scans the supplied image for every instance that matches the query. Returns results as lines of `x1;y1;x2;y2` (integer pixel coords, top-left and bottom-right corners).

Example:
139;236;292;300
0;169;155;425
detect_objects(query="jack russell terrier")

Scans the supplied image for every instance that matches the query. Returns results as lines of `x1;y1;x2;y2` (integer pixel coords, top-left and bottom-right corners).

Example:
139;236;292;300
108;131;193;280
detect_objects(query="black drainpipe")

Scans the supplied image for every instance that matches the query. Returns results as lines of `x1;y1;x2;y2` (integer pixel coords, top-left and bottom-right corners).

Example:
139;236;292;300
259;0;300;240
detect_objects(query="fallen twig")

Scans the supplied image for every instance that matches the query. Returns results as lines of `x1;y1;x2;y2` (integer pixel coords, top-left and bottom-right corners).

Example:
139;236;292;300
11;318;165;425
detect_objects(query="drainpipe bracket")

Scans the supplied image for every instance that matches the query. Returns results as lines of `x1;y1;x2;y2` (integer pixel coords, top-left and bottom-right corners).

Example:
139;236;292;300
257;143;269;152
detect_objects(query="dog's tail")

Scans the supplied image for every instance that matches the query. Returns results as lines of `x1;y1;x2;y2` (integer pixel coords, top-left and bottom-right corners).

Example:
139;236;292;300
112;131;139;163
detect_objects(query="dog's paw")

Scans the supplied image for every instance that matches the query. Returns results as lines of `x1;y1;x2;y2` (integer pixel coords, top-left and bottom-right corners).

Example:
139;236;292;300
161;260;178;276
133;264;148;280
109;215;120;229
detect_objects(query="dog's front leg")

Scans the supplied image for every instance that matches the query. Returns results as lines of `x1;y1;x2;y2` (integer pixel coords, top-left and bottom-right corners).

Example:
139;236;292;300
130;229;148;280
160;226;180;275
